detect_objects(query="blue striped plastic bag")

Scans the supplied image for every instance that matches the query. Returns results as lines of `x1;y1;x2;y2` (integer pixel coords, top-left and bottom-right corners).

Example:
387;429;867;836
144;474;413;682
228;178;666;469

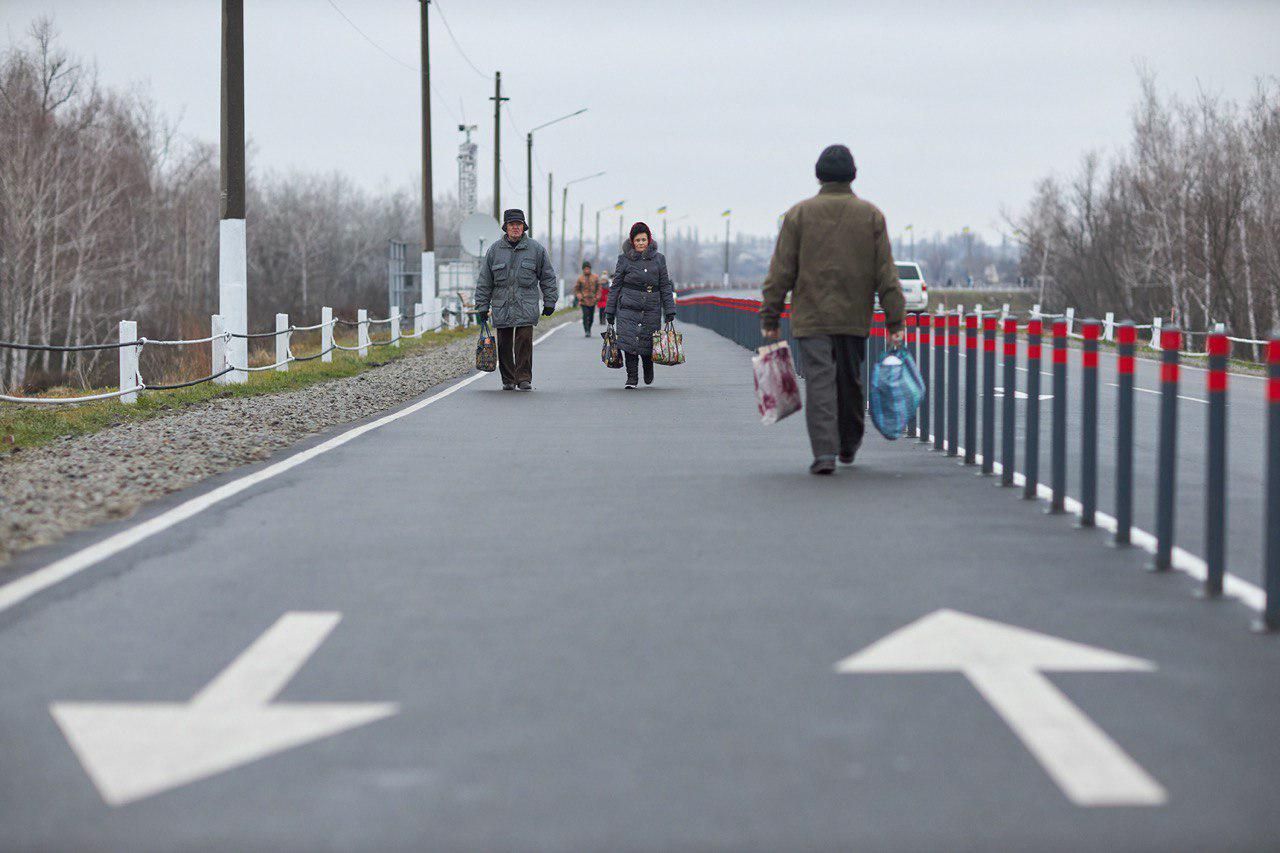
869;346;925;439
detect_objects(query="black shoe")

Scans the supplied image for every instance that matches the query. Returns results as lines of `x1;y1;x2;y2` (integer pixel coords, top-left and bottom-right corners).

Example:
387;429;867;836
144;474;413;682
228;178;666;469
643;360;654;385
809;456;837;476
624;379;637;389
502;383;515;391
839;450;857;465
516;381;532;391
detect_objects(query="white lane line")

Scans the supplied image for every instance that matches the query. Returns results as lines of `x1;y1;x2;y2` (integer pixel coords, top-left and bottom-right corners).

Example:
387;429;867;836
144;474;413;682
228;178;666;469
1105;383;1208;405
921;433;1265;615
0;323;570;615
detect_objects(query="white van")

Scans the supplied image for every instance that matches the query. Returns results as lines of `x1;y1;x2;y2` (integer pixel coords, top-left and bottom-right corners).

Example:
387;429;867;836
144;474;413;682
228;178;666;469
896;262;928;310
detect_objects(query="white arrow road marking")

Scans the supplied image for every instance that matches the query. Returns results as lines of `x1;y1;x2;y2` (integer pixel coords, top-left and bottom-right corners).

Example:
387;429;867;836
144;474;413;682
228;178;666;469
50;612;398;807
835;609;1166;807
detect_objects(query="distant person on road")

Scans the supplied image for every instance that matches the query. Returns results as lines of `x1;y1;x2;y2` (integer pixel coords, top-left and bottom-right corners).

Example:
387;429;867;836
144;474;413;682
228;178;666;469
597;272;611;326
606;222;676;389
574;261;601;337
760;144;906;475
474;209;558;391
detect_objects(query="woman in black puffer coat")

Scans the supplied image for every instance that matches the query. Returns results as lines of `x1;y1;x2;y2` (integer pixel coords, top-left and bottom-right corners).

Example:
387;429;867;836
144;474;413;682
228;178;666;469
606;222;676;388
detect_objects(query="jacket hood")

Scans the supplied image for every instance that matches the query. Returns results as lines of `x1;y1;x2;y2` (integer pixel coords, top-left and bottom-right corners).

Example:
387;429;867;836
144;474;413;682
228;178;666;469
623;240;658;260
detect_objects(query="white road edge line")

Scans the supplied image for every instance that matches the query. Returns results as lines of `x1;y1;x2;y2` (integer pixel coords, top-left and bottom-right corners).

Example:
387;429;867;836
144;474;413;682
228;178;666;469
0;323;570;615
922;433;1266;614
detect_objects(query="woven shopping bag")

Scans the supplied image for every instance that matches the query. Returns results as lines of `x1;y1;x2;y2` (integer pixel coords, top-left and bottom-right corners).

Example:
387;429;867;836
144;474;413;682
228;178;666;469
600;324;623;368
752;341;802;424
475;321;497;372
651;322;685;366
868;346;925;439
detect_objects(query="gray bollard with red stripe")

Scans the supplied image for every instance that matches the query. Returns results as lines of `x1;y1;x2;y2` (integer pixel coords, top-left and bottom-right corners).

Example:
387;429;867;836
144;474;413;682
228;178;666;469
1113;322;1136;546
1152;326;1180;571
963;313;978;465
906;313;918;437
1000;317;1017;486
1203;330;1229;597
1023;319;1042;500
1258;332;1280;631
1078;319;1100;527
919;313;932;444
981;316;997;475
947;311;960;457
1049;319;1068;514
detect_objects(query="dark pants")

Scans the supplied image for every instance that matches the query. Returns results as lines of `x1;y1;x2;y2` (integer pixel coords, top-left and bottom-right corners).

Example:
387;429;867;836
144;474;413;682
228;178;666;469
496;325;534;384
624;351;653;384
796;335;866;460
599;305;609;324
581;305;595;334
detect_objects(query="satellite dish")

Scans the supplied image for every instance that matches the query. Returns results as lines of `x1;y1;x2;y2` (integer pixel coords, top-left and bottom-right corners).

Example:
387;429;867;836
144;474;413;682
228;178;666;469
460;213;501;258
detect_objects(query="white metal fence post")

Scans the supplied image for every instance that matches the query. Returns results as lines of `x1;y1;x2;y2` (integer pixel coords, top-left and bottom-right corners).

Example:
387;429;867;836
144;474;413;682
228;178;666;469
1104;311;1115;341
357;308;370;358
1151;316;1163;350
118;320;138;404
1031;303;1042;319
412;302;424;338
212;314;228;383
1065;306;1076;336
390;306;401;347
275;313;289;371
321;306;333;363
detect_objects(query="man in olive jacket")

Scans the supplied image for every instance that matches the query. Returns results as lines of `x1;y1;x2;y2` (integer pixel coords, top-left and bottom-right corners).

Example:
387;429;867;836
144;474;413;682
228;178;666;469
760;145;906;474
474;209;558;391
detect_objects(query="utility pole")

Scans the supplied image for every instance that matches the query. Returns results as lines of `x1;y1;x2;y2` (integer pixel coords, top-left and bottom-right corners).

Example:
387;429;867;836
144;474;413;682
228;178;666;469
723;212;732;288
419;0;437;318
526;132;533;232
490;71;507;219
560;183;568;279
218;0;247;384
578;202;585;268
595;209;601;264
547;172;553;255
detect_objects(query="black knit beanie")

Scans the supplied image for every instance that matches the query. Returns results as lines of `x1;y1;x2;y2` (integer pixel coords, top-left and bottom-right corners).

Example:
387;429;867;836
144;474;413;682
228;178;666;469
815;145;856;183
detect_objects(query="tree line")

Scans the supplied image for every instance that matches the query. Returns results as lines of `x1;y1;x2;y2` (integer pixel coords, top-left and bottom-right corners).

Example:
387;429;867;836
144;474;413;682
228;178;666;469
1014;74;1280;349
0;20;454;393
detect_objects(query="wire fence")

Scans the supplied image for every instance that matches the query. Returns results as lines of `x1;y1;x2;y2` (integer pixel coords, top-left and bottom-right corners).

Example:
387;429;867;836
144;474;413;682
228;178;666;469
0;302;452;405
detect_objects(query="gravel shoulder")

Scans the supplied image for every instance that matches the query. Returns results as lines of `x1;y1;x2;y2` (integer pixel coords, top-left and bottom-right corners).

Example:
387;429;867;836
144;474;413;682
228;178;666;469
0;319;568;568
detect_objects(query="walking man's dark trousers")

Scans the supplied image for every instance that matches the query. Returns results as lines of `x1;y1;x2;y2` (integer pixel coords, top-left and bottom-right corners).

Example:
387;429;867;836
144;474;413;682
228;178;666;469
496;326;534;385
797;335;867;460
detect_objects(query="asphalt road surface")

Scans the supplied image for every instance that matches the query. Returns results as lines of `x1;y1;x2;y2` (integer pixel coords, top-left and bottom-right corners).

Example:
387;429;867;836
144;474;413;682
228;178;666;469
1;321;1278;852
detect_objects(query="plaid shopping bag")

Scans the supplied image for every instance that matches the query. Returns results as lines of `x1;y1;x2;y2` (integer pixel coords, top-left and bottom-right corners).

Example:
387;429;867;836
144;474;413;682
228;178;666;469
475;321;497;372
869;346;925;439
651;322;685;366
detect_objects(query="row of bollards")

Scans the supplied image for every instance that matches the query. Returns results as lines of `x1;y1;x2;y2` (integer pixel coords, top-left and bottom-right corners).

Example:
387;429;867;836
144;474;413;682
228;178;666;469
680;295;1280;633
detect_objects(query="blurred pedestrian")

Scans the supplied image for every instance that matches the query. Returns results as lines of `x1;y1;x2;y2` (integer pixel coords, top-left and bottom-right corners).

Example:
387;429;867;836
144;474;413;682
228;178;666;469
474;209;558;391
597;272;611;327
573;261;601;336
760;145;906;474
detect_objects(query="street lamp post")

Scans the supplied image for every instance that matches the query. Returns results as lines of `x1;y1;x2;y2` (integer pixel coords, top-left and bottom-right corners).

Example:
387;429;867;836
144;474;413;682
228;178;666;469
526;108;586;235
722;209;732;288
560;171;606;281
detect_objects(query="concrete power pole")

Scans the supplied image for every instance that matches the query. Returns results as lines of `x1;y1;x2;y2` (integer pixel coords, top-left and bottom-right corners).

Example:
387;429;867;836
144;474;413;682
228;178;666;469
490;72;507;219
419;0;437;320
218;0;247;384
578;203;585;269
546;172;553;255
723;213;731;288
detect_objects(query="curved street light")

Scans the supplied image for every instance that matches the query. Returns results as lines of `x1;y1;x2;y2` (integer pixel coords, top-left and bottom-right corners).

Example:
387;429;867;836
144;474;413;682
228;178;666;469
527;108;587;234
561;171;606;277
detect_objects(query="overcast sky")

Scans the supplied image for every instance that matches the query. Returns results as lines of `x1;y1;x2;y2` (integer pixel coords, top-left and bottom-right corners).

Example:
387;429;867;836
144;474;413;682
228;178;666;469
4;0;1279;246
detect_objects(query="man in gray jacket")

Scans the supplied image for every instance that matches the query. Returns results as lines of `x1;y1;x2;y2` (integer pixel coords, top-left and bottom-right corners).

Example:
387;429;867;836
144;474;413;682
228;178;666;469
474;209;558;391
